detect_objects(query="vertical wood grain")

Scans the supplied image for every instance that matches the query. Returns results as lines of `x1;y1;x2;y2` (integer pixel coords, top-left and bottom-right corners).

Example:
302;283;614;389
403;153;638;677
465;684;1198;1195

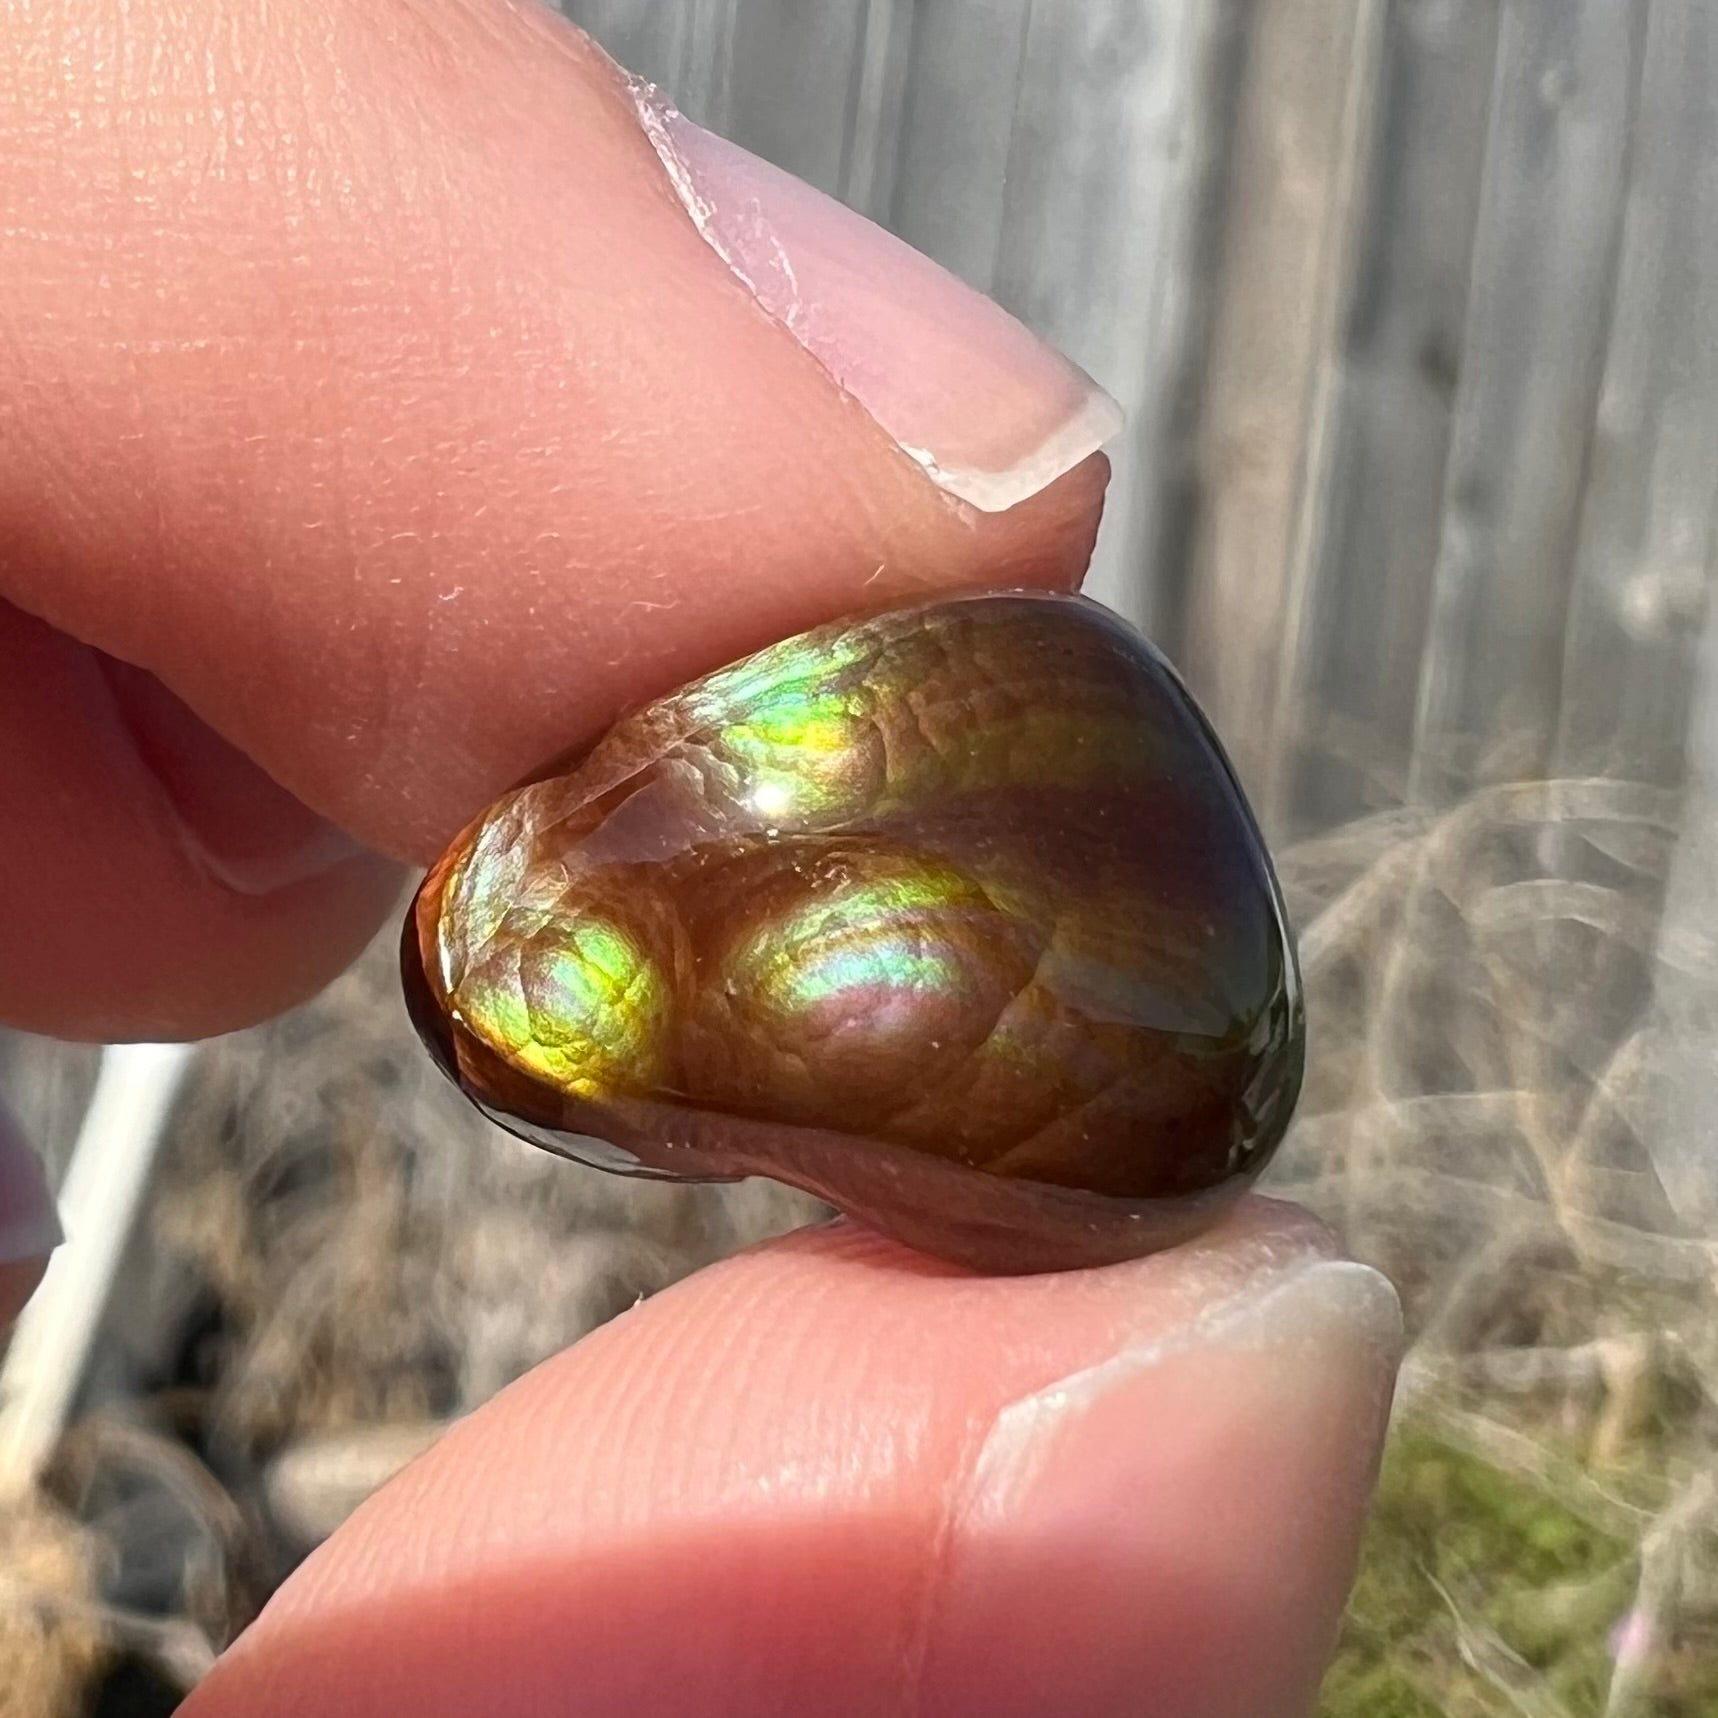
1274;1;1503;833
1172;0;1381;807
1552;0;1718;789
1407;0;1648;804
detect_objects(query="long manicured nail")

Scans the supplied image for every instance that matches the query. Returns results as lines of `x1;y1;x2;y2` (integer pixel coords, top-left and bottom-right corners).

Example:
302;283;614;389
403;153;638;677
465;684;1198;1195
98;655;377;897
627;80;1123;514
0;1096;61;1268
927;1257;1403;1716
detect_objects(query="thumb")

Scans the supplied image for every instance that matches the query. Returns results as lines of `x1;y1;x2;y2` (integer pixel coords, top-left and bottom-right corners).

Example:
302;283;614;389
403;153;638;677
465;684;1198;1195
182;1201;1401;1718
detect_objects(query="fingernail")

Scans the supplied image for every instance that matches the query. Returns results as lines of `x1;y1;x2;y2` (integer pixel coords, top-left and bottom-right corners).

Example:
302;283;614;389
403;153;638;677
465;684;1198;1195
928;1258;1403;1715
98;655;374;897
0;1096;61;1267
627;79;1123;513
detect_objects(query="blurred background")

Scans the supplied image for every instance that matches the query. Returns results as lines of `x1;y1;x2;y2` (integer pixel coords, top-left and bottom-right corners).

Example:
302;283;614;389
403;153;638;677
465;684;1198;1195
4;1;1716;1712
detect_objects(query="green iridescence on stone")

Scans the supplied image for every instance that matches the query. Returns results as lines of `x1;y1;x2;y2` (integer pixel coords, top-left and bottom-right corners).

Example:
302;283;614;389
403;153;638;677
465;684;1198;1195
720;689;872;821
455;910;669;1096
734;860;978;1017
404;590;1305;1274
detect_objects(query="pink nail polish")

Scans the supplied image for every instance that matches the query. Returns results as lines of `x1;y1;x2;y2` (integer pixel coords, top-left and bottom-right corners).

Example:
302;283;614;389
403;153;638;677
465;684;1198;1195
628;81;1123;514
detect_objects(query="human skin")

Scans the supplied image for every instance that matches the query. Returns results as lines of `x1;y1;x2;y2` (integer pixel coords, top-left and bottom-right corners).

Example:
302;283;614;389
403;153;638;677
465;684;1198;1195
0;5;1402;1713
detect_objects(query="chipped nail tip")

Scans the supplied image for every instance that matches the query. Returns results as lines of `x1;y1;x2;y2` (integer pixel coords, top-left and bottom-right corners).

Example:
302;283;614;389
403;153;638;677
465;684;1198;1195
626;76;1123;512
1003;1256;1403;1444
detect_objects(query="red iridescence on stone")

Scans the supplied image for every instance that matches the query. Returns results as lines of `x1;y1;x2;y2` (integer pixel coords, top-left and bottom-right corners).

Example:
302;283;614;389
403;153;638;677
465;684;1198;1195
402;591;1304;1273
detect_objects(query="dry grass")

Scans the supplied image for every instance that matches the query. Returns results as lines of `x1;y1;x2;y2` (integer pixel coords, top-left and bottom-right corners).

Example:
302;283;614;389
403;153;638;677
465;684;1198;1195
1266;780;1718;1716
0;1499;104;1718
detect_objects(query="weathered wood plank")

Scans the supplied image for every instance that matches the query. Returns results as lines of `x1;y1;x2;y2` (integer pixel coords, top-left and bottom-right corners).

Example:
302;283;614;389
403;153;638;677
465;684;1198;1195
1172;0;1382;812
1552;0;1718;789
1407;0;1648;804
1274;0;1504;833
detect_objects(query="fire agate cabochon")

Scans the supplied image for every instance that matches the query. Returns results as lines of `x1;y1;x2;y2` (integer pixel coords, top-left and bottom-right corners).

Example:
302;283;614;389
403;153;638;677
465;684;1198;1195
404;591;1303;1273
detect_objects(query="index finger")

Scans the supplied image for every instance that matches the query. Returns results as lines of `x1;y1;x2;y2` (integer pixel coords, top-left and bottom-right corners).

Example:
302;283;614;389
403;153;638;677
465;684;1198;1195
0;0;1114;863
0;0;1114;1040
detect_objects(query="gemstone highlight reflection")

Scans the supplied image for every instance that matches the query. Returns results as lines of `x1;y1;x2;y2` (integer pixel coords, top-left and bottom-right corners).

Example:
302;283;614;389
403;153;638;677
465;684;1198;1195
402;591;1304;1273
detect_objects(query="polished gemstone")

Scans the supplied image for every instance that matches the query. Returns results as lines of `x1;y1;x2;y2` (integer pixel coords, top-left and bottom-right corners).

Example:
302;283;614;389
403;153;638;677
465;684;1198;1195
402;591;1304;1273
